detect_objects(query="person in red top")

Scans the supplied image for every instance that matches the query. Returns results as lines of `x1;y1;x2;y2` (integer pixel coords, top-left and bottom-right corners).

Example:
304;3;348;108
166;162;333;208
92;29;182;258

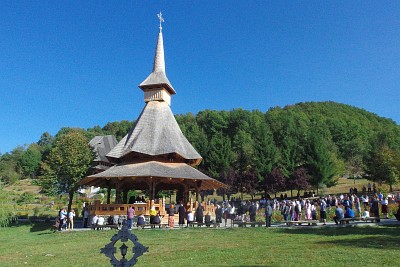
127;206;135;229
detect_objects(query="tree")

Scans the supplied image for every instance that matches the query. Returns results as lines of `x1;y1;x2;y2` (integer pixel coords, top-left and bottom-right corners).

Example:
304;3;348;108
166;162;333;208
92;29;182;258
288;167;310;196
40;130;94;211
263;167;286;198
251;112;279;181
18;144;42;179
305;126;338;193
204;132;234;178
232;130;255;174
366;144;400;192
217;168;239;201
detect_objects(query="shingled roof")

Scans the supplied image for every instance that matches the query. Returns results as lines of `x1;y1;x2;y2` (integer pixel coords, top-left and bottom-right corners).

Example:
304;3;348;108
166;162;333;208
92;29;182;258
139;31;175;95
89;135;118;163
106;101;202;164
80;161;224;190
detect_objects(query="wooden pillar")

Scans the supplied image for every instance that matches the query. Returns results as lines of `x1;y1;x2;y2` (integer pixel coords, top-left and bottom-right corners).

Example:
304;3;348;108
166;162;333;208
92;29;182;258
194;182;200;202
148;178;156;200
123;189;129;204
115;182;120;204
106;186;111;204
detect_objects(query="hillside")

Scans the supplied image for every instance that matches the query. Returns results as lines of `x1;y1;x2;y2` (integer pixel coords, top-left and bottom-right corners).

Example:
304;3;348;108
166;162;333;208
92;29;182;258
1;101;399;197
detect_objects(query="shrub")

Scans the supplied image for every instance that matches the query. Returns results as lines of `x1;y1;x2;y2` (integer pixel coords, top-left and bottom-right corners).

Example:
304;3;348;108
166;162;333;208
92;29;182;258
33;206;40;216
0;190;16;227
16;192;35;205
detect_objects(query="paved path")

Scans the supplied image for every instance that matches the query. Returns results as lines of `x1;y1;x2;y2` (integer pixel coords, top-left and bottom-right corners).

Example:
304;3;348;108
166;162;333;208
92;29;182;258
57;218;400;232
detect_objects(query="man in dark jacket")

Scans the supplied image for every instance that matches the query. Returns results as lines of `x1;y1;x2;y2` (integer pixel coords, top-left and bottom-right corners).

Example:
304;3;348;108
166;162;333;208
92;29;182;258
265;201;273;227
196;203;204;225
249;203;257;222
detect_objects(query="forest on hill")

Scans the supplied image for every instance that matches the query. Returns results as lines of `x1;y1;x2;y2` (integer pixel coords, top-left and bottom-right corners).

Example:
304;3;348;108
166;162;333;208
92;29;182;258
1;101;399;198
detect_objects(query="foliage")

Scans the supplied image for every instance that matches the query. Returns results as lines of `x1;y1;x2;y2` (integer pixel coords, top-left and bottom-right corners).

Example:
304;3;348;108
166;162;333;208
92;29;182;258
263;167;286;195
288;167;310;193
0;189;16;227
40;130;94;211
16;192;36;205
366;144;400;192
17;143;42;179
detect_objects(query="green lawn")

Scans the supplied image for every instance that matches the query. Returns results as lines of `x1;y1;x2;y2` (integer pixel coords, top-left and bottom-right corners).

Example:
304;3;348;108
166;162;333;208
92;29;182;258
0;223;399;267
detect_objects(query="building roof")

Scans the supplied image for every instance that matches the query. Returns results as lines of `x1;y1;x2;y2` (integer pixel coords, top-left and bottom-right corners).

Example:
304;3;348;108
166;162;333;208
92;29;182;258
88;135;118;163
106;101;202;165
80;161;225;190
139;31;175;95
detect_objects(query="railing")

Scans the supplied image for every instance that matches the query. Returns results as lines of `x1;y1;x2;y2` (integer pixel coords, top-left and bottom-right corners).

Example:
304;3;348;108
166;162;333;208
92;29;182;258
87;198;217;218
88;199;166;216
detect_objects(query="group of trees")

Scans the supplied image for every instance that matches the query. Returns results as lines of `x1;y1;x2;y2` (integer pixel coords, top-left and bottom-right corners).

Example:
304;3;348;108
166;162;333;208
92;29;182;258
1;102;399;200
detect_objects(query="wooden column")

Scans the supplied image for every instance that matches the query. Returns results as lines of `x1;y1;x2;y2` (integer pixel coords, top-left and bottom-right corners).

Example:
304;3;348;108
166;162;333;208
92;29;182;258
106;186;111;204
148;178;156;200
194;181;200;202
115;182;120;204
123;189;129;204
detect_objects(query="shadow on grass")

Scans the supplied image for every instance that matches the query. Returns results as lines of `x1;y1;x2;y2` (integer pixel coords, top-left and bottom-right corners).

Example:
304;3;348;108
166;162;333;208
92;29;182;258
277;225;400;237
29;221;54;232
277;225;400;250
10;221;55;233
316;235;400;250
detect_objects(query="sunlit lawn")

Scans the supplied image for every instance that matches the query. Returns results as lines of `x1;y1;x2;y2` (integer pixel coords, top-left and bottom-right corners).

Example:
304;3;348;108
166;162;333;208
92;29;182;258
0;223;399;267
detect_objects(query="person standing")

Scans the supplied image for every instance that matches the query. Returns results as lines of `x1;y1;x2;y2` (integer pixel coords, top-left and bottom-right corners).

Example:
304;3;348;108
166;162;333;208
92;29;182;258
83;208;89;228
370;197;380;222
195;203;204;226
149;206;157;227
320;199;327;225
178;203;186;227
168;204;175;228
281;202;290;222
304;200;312;220
67;209;75;230
215;204;223;224
265;201;273;227
58;208;67;231
381;196;389;219
249;203;257;222
127;206;135;229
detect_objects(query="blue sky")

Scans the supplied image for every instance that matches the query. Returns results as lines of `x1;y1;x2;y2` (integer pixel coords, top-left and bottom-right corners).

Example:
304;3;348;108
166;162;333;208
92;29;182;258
1;1;399;154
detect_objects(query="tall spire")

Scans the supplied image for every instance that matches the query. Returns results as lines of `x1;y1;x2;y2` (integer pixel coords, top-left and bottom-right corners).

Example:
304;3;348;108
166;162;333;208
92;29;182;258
139;12;175;99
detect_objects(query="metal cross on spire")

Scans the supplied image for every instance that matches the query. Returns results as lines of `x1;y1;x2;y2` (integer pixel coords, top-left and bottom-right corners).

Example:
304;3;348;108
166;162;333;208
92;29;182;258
157;12;164;32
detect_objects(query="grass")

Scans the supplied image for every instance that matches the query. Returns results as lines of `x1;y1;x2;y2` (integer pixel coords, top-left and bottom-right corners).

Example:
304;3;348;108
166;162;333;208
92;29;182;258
0;223;399;267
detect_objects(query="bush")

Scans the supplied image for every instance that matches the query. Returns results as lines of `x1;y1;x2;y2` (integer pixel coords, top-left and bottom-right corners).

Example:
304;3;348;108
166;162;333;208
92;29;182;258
0;190;16;227
16;192;35;205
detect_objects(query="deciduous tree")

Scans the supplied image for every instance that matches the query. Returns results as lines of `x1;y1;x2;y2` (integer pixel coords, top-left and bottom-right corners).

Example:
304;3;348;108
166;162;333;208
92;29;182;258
40;130;93;211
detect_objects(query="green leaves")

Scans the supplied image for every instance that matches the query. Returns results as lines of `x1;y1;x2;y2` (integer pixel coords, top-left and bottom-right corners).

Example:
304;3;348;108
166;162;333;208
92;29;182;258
40;130;94;210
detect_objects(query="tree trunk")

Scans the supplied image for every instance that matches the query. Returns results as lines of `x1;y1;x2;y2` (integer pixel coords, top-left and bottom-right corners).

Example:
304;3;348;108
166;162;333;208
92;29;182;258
67;191;74;212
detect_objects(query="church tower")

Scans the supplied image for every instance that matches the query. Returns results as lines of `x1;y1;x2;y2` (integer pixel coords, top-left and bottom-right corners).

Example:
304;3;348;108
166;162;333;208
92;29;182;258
80;13;224;204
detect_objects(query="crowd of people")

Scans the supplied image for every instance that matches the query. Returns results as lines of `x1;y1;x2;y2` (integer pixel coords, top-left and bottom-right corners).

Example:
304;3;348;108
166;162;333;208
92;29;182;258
56;188;400;231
